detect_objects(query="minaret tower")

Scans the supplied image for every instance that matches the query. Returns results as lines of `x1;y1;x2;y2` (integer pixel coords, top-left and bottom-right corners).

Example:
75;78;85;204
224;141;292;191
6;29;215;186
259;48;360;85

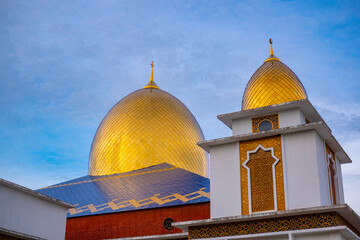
199;39;350;218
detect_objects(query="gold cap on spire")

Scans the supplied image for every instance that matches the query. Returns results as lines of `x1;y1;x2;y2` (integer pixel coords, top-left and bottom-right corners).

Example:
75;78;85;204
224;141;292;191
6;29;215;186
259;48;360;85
144;61;160;89
264;38;280;63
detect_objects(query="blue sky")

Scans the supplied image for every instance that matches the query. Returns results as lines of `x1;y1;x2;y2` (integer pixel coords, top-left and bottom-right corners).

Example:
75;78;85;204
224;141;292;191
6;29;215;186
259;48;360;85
1;0;359;212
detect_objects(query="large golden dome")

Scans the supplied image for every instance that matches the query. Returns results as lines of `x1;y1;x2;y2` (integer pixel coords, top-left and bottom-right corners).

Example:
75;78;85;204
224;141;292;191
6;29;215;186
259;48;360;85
242;40;307;110
89;64;209;177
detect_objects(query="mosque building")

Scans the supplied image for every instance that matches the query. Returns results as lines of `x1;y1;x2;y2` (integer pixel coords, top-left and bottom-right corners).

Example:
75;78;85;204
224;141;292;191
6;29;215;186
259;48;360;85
37;62;211;239
37;39;360;240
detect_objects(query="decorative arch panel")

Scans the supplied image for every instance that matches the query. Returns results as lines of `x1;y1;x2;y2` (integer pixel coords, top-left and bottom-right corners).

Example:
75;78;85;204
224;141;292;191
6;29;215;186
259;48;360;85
240;136;285;214
326;144;339;205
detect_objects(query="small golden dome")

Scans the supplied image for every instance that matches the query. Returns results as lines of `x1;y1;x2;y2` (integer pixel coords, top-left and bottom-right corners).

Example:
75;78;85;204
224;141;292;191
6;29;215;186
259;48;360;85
242;39;307;110
89;63;209;177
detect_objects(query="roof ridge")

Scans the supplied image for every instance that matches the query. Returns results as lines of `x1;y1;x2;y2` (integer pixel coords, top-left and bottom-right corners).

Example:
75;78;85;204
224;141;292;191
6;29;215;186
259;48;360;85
40;166;177;190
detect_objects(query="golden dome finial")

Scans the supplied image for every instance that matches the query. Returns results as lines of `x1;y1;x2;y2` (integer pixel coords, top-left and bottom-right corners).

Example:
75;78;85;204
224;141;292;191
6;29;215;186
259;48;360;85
264;38;280;63
144;61;160;89
150;61;154;81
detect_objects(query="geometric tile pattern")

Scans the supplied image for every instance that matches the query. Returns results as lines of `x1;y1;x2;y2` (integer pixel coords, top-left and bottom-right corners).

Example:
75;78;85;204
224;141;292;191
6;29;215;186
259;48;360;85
68;187;209;216
242;59;307;110
240;136;285;214
245;148;277;212
37;163;210;218
188;212;357;239
252;114;279;133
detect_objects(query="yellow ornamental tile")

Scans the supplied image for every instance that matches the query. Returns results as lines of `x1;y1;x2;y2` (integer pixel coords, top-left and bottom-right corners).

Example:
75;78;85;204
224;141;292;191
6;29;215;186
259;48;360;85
240;136;285;214
89;86;209;177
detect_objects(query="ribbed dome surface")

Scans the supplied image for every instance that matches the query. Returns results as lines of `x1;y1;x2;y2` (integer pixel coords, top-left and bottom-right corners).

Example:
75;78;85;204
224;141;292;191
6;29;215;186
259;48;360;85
242;58;307;110
89;87;209;177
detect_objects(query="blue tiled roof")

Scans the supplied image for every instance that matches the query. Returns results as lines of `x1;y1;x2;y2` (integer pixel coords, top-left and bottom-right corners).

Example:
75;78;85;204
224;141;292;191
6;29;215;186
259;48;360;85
37;163;210;218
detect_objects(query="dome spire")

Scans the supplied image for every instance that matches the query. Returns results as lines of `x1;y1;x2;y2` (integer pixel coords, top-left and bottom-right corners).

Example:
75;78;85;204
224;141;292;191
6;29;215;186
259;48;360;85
242;38;307;110
143;61;160;89
264;38;280;63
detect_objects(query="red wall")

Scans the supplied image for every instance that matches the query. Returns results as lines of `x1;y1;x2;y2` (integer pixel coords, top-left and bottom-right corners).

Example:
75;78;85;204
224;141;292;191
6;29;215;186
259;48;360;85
65;202;210;240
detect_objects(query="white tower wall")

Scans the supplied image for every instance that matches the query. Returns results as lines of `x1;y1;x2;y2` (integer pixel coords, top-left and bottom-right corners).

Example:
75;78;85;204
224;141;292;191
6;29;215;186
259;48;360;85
232;117;252;135
210;143;241;218
336;159;345;204
278;108;305;128
282;130;331;209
